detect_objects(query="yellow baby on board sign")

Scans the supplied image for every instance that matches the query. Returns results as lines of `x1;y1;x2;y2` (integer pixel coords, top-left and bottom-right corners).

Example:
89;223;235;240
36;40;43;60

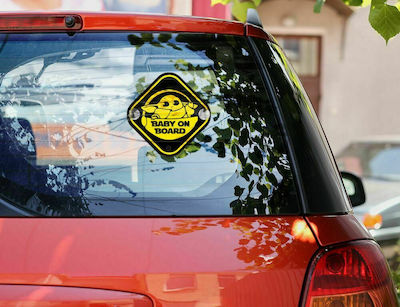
127;73;211;155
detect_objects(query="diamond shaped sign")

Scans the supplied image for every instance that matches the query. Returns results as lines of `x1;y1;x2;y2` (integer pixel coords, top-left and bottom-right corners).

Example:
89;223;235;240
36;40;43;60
127;73;210;156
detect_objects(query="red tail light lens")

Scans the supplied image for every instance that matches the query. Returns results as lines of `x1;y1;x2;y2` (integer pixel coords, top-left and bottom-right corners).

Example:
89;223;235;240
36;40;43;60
303;240;398;307
0;15;82;31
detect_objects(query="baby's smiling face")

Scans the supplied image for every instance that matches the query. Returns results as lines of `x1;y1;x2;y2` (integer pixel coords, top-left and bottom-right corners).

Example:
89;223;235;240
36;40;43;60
156;95;184;111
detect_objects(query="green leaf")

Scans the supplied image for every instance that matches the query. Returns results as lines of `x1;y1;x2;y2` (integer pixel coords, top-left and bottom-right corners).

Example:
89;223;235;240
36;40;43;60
266;172;278;186
167;42;182;51
249;146;263;165
212;141;226;158
240;163;253;181
141;33;154;43
211;0;232;6
231;143;238;157
196;133;212;143
232;0;257;22
369;0;400;43
160;155;176;163
135;83;144;93
158;33;172;43
362;0;371;7
175;150;188;159
185;143;201;153
127;34;144;47
234;185;245;197
342;0;363;6
211;0;262;22
237;147;246;165
227;118;242;131
314;0;326;13
248;180;255;192
150;42;163;48
202;84;215;92
230;199;242;214
257;183;269;197
213;126;232;142
145;151;157;163
239;128;249;146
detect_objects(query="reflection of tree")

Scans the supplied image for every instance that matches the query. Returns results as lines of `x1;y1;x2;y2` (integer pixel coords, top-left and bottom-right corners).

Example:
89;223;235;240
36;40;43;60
0;32;297;216
128;33;297;215
153;218;315;269
0;101;135;216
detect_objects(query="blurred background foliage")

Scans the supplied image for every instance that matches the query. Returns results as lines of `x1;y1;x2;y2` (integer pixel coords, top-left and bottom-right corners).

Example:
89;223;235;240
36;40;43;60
212;0;400;42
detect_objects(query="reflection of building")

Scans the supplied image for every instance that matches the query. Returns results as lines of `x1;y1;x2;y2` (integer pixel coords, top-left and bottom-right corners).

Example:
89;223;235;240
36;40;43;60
144;273;228;307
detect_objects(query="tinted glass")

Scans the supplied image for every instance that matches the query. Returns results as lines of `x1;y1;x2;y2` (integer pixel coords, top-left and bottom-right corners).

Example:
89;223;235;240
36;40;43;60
253;38;350;214
0;33;298;216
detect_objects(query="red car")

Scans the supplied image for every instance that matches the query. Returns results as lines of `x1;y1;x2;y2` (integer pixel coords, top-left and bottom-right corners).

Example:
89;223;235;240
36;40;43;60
0;11;396;307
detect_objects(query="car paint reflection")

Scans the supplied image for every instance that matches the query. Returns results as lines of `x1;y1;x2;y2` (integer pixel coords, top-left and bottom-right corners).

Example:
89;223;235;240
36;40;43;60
291;219;318;243
0;217;318;306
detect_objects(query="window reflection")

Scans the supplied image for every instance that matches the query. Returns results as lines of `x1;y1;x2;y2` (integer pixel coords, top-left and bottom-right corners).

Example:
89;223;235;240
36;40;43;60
0;33;298;216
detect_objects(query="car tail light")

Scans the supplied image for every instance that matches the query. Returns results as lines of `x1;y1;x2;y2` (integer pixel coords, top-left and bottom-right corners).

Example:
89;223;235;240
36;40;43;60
0;15;82;31
363;213;383;230
302;240;398;307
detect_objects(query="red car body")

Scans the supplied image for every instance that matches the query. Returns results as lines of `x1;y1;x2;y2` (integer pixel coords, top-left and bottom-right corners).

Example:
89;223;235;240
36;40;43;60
0;216;371;306
0;12;396;307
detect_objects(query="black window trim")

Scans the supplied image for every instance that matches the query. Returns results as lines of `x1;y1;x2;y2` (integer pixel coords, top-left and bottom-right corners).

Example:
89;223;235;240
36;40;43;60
248;36;352;215
246;36;307;215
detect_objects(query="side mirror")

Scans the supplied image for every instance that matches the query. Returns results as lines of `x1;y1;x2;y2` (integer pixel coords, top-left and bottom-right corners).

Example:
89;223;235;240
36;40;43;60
341;171;366;207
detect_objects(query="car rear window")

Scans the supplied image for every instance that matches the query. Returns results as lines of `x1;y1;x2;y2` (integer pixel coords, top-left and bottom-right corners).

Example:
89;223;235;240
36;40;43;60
0;32;299;216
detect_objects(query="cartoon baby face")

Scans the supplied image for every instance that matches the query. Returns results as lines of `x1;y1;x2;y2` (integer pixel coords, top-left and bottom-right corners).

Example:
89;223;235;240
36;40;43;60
141;94;198;119
156;95;184;111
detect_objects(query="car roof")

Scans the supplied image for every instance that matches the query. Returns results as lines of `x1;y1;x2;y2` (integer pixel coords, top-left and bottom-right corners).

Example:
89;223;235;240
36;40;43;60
0;11;274;41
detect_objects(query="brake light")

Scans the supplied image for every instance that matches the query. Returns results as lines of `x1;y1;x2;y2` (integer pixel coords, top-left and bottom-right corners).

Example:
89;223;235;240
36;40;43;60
363;213;383;229
302;240;398;307
0;15;82;31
